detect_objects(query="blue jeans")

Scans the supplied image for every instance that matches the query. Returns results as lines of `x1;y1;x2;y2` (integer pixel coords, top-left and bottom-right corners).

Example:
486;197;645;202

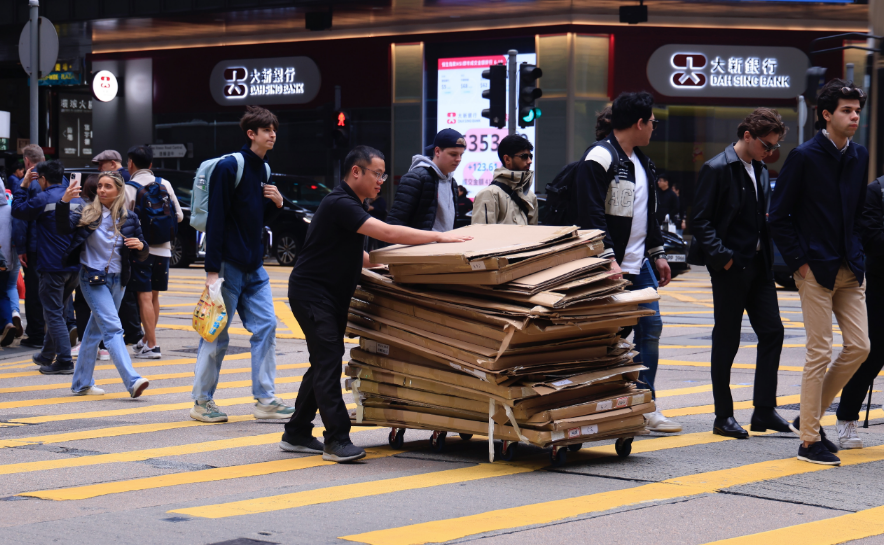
6;251;19;314
38;271;78;365
71;269;143;393
623;259;663;399
192;262;277;402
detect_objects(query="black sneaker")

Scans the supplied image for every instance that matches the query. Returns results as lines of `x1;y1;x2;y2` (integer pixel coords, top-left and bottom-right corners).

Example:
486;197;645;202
32;353;52;366
791;417;838;453
798;441;841;465
279;432;324;454
38;362;74;375
21;338;44;348
322;439;366;463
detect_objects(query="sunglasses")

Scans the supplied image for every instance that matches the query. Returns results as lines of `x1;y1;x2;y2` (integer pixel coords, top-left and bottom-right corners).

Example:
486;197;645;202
512;153;533;160
842;87;865;98
647;119;659;130
757;138;781;153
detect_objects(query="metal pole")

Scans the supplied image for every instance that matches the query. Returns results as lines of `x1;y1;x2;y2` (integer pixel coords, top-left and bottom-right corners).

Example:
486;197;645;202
797;95;806;145
846;62;855;85
507;49;517;136
29;0;39;145
333;85;341;187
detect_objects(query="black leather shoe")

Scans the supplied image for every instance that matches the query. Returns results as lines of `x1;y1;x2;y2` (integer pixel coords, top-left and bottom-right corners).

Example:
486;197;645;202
790;416;839;453
713;416;749;439
750;408;793;433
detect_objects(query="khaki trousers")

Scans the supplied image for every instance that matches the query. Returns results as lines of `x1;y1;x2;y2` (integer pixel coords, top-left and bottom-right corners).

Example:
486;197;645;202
795;264;870;443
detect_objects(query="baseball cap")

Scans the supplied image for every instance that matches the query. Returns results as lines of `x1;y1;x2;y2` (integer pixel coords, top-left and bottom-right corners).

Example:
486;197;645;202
424;128;466;156
91;149;122;164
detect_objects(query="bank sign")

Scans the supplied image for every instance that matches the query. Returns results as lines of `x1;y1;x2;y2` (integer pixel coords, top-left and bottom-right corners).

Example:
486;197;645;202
647;45;809;99
209;56;321;106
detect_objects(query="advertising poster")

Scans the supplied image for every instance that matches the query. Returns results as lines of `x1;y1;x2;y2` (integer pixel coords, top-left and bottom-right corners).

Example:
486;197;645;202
437;53;537;199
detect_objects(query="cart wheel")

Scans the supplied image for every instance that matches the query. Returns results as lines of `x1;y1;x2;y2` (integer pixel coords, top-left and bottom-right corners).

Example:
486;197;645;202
430;431;447;452
567;443;583;452
550;445;567;466
388;428;405;449
615;437;633;458
496;440;517;461
459;433;474;441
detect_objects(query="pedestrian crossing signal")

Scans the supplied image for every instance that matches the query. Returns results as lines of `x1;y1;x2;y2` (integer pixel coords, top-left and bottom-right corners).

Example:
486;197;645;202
333;110;350;147
337;112;347;127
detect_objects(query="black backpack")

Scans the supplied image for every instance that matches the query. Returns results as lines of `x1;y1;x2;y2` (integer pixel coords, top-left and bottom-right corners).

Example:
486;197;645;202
126;178;177;245
541;140;620;226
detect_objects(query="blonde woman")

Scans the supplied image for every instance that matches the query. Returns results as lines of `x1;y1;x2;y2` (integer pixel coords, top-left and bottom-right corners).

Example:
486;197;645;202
57;171;151;398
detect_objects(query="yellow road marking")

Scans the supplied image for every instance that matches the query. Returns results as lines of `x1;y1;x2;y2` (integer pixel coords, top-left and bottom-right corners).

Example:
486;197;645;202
273;300;357;344
658;359;806;373
660;344;842;349
0;362;309;394
662;394;801;418
23;446;408;501
702;505;884;544
341;445;884;545
0;359;31;368
655;384;749;398
0;353;251;380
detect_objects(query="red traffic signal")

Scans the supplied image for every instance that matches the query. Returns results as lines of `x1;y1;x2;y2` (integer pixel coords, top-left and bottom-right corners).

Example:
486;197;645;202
333;110;350;147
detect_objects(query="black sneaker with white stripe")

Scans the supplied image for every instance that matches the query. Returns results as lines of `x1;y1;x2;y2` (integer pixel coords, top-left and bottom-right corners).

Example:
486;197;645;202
798;441;841;465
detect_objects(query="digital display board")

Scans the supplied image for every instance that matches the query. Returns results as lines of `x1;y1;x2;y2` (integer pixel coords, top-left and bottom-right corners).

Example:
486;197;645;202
437;53;536;199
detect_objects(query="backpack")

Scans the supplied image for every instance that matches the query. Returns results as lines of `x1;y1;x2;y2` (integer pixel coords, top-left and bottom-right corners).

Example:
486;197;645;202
189;152;271;233
541;140;620;226
126;177;177;245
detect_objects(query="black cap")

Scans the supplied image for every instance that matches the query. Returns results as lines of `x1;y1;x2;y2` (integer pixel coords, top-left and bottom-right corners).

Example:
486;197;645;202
424;128;466;156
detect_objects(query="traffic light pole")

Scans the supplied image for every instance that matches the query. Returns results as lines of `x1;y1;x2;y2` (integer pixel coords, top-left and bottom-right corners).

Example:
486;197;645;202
333;84;341;187
29;0;39;144
507;49;517;136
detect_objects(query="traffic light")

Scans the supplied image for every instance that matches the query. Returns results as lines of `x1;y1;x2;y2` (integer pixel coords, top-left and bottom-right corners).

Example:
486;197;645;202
481;63;506;129
332;110;350;147
803;67;827;107
518;62;543;128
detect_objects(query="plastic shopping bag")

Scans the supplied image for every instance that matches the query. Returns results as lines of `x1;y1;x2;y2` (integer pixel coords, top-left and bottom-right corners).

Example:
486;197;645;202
192;278;228;343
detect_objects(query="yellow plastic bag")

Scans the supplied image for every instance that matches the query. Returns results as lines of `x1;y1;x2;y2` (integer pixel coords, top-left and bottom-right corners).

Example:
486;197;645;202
192;278;228;342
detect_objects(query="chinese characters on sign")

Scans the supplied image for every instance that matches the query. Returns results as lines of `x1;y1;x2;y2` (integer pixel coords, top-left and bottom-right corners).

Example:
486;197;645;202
210;57;320;106
58;94;93;162
707;56;789;88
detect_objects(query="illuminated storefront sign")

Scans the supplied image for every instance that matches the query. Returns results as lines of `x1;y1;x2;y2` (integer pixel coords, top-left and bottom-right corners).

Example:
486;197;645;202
209;57;320;106
92;70;119;102
647;45;808;99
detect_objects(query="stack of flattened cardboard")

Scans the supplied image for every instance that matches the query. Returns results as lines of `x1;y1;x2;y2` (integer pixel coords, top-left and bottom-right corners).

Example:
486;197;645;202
345;224;658;459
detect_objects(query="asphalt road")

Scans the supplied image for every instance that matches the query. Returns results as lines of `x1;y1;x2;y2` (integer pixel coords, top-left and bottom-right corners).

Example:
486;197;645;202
1;265;883;545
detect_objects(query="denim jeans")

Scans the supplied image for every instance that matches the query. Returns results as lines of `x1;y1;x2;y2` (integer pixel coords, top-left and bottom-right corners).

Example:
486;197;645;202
71;269;144;393
192;262;277;402
38;271;78;365
6;251;19;314
0;270;11;329
623;259;663;399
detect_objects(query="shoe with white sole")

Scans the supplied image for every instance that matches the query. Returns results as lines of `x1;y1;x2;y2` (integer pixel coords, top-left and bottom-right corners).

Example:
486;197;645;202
253;397;296;419
135;345;162;359
0;323;16;347
644;411;683;433
69;327;78;348
11;311;22;338
73;385;106;396
190;400;228;423
99;349;110;361
129;378;149;398
133;339;145;353
836;419;863;449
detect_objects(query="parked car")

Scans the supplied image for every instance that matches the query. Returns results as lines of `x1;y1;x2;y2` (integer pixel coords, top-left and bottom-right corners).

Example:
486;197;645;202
270;173;331;212
661;229;691;279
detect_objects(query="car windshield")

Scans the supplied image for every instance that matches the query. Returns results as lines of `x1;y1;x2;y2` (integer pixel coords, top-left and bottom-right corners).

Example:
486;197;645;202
158;170;195;207
297;181;331;210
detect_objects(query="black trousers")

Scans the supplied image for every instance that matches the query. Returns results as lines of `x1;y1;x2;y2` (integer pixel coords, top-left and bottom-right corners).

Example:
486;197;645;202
709;252;784;418
284;298;352;443
23;251;44;342
836;287;884;422
119;287;143;344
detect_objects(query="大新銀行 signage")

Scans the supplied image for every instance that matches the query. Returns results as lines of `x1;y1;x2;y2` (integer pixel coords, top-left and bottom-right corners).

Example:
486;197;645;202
209;57;320;106
647;45;809;99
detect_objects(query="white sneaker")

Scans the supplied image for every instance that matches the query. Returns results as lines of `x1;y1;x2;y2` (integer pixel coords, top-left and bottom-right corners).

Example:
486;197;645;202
73;385;105;396
99;349;110;361
129;378;149;398
836;419;863;449
135;345;162;359
644;411;683;433
253;397;296;419
71;345;80;359
133;339;145;352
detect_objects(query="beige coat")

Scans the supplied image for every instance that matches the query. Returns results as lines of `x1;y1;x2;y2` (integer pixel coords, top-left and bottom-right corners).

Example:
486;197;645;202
471;167;538;226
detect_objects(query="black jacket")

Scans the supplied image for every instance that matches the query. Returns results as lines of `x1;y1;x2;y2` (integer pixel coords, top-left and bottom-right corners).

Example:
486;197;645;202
574;133;665;264
862;179;884;291
388;165;457;231
688;145;772;271
655;187;680;225
56;201;150;287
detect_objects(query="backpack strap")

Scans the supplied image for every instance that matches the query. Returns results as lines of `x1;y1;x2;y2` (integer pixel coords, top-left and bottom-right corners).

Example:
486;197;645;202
233;153;245;188
490;181;530;216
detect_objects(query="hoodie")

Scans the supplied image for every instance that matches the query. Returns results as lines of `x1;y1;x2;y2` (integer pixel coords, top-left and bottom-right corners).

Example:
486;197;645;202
387;154;458;232
471;168;538;226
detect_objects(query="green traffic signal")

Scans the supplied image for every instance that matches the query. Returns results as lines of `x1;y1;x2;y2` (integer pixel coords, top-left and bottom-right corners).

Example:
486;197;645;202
520;108;541;123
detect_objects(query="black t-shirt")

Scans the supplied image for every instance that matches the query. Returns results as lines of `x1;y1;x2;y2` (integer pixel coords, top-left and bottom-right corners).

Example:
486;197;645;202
288;182;372;312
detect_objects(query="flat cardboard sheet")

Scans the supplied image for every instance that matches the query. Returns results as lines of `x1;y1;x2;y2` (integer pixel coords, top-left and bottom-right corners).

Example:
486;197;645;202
371;224;579;265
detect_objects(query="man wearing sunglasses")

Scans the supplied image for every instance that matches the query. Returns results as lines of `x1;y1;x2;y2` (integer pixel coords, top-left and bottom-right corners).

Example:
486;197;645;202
770;79;870;466
689;108;791;439
471;134;538;225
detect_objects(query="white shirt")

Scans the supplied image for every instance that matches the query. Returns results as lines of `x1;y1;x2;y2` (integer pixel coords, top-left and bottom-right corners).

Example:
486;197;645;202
738;152;762;252
81;207;123;274
822;129;850;154
620;152;648;274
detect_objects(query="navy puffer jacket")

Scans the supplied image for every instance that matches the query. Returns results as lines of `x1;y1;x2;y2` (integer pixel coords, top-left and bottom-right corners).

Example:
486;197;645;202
56;201;149;287
388;164;457;231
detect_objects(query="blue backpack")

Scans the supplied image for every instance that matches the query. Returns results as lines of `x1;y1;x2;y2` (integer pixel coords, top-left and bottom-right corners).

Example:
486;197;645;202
127;178;177;245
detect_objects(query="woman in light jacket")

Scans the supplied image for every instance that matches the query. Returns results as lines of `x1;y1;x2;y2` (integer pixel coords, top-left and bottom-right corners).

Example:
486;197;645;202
57;171;151;397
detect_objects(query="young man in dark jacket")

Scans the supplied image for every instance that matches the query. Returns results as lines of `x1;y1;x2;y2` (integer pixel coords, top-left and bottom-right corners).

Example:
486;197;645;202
12;160;83;375
190;106;291;424
387;128;463;232
689;108;791;439
654;173;679;227
284;146;472;462
575;91;679;433
770;80;870;466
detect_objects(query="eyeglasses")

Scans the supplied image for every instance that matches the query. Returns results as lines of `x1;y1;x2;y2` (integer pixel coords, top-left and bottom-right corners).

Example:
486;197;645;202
842;87;865;98
757;138;781;152
361;166;388;182
648;119;659;130
513;153;533;160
